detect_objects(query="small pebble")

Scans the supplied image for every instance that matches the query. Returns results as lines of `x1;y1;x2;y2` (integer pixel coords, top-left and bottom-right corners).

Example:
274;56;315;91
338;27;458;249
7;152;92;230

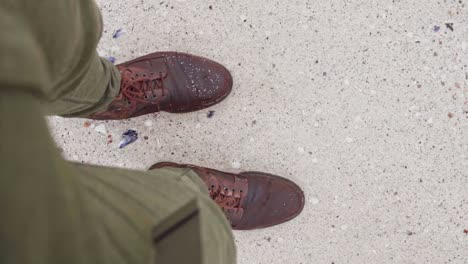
345;137;354;143
310;197;320;204
462;41;467;51
94;124;107;134
231;161;242;169
341;225;348;231
109;46;121;53
445;23;454;31
207;110;215;118
144;120;153;127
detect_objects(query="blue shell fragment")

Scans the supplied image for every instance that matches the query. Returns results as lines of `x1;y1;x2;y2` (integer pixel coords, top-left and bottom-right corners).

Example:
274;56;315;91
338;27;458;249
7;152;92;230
119;130;138;149
106;56;116;64
112;29;125;39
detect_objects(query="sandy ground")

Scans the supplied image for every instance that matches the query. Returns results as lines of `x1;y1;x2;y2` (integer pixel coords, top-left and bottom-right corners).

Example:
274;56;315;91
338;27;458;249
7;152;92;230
49;0;468;263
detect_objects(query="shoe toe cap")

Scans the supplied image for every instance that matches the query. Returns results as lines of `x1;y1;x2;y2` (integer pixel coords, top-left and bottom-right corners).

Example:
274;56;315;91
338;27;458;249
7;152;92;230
236;172;305;230
170;53;233;111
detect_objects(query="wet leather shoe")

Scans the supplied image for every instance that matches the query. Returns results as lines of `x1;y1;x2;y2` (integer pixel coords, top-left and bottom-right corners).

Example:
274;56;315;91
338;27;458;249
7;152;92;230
150;162;305;230
89;52;232;120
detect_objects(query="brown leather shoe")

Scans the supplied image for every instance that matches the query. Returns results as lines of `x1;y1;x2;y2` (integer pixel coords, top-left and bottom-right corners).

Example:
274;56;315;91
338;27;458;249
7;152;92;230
89;52;233;120
150;162;305;230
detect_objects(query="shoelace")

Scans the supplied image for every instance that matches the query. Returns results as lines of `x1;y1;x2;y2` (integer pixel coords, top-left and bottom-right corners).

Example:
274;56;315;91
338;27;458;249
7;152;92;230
120;68;167;105
208;184;243;210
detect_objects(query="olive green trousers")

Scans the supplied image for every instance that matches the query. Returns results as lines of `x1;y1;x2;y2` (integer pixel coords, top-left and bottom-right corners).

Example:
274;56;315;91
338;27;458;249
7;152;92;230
0;1;235;263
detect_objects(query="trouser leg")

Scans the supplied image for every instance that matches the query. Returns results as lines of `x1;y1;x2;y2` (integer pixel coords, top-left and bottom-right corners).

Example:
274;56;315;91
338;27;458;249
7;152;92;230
1;1;121;117
0;1;236;262
0;90;236;264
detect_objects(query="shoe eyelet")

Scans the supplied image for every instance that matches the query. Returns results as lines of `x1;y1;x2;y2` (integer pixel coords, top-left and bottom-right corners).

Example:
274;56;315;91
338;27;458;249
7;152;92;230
144;95;148;99
240;190;243;193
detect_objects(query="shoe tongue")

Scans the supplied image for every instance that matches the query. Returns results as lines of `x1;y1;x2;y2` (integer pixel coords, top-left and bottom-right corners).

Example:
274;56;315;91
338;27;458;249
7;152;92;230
128;58;168;74
194;168;236;186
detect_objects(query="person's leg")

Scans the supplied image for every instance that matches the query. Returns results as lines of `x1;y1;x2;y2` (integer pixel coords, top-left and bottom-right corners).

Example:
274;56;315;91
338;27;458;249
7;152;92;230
8;0;232;120
0;91;236;264
48;52;121;117
0;1;235;263
0;92;101;264
0;1;120;117
22;1;122;116
73;164;236;263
